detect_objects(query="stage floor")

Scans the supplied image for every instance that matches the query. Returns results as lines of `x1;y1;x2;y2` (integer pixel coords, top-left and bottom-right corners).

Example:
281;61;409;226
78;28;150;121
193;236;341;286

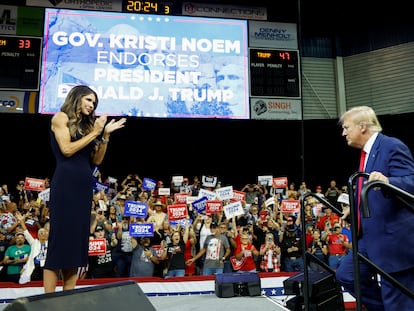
0;294;290;311
148;294;290;311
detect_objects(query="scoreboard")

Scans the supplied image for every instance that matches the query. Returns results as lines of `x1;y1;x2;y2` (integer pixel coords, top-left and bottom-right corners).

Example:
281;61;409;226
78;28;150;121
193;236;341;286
249;48;300;98
0;35;42;91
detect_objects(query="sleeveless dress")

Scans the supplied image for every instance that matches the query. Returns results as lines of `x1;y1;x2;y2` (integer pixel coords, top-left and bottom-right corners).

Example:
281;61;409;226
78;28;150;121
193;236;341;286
44;131;95;270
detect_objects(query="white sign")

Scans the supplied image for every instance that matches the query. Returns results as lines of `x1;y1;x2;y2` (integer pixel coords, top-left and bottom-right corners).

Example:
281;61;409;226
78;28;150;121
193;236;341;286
158;188;171;196
223;201;244;219
215;186;234;201
250;98;302;120
249;21;298;49
198;188;217;201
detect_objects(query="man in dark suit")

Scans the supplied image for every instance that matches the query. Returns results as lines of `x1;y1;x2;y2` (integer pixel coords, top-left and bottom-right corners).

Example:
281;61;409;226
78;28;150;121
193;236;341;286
336;106;414;311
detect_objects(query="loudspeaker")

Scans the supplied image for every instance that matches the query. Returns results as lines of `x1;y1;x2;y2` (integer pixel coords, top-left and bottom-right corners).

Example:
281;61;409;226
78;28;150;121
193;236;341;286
286;294;344;311
283;271;344;311
215;272;261;298
283;271;337;298
4;280;156;311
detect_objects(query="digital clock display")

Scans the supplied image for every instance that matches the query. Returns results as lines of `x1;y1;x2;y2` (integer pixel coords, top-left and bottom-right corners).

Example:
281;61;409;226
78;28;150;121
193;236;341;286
0;35;42;91
123;0;173;15
249;48;301;98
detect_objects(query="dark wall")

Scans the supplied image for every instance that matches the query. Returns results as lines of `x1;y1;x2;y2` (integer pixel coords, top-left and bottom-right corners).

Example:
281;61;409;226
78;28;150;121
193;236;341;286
2;114;303;190
302;113;414;190
3;112;413;191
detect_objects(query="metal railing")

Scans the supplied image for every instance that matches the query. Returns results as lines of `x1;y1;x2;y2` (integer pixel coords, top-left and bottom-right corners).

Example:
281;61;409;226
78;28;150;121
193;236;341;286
300;192;344;310
299;172;414;310
354;176;414;310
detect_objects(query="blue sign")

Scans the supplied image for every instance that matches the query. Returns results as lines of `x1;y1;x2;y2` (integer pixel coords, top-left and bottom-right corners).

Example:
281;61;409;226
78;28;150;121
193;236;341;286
129;223;154;237
124;200;148;218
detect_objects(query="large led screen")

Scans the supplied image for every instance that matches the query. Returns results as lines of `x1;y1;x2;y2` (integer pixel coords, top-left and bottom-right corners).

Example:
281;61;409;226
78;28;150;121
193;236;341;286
39;9;249;119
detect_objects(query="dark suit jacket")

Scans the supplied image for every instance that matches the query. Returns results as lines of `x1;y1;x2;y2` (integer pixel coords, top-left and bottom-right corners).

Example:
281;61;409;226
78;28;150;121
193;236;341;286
361;133;414;273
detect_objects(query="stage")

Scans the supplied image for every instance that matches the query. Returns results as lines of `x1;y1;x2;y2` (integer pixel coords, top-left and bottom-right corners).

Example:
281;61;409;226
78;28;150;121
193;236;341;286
0;273;356;310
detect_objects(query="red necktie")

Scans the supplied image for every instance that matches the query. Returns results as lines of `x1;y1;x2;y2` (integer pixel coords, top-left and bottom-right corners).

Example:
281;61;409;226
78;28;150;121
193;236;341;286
357;150;366;233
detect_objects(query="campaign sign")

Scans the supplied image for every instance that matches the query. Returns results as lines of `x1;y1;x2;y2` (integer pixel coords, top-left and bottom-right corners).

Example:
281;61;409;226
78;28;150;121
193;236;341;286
142;178;156;191
170;218;192;228
273;177;288;189
94;181;109;193
158;187;171;196
223;201;244;219
192;196;208;214
206;200;222;214
215;186;233;201
232;190;245;202
198;188;216;200
130;223;154;237
24;177;45;192
152;244;164;260
258;175;273;186
281;200;300;214
38;188;50;202
88;238;107;256
174;193;188;204
172;176;184;185
168;204;188;221
124;200;148;218
201;175;218;188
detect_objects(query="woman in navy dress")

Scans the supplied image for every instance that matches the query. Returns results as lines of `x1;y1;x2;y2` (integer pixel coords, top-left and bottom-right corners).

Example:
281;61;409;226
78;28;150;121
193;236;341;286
44;85;126;293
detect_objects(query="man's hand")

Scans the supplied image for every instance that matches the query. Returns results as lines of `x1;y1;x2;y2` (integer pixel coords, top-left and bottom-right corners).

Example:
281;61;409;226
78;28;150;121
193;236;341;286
367;171;389;185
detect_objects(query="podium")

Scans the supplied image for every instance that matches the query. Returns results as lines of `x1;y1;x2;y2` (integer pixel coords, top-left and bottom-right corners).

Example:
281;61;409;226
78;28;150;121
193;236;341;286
215;272;261;298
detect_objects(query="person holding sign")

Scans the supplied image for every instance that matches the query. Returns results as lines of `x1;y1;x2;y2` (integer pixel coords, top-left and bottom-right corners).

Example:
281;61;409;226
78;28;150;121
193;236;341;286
130;237;160;277
87;225;117;278
162;221;190;278
43;85;126;293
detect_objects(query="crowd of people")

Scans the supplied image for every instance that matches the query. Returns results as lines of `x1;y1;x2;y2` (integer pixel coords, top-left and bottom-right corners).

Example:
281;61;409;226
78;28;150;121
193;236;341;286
0;173;351;283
